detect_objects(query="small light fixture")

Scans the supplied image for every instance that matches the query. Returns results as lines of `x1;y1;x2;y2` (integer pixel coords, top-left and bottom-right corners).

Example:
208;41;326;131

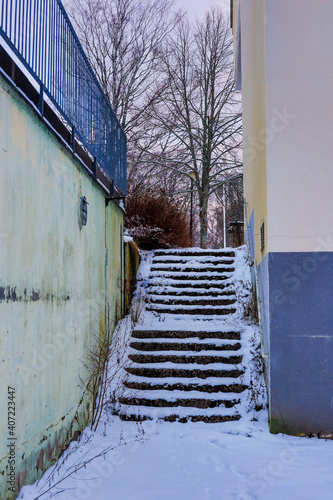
79;196;88;227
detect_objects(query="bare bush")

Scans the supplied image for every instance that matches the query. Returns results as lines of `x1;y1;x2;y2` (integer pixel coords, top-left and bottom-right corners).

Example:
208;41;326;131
80;307;130;432
125;185;190;249
247;337;266;418
130;294;148;326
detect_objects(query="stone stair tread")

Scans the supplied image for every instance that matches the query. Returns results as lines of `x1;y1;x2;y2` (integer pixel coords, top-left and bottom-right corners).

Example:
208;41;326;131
128;349;242;358
150;271;233;278
124;380;247;393
149;292;236;298
125;367;244;378
130;337;241;345
152;258;235;265
121;388;242;401
154;249;235;257
148;280;231;293
125;374;246;386
148;303;236;309
118;404;239;417
128;354;242;365
119;396;240;409
150;297;236;306
147;289;236;297
147;306;236;315
151;265;235;273
131;330;241;340
127;360;242;370
118;404;240;422
129;342;242;352
119;414;241;423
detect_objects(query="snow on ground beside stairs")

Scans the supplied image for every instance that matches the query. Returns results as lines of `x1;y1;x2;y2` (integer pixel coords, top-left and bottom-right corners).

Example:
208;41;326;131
18;246;333;500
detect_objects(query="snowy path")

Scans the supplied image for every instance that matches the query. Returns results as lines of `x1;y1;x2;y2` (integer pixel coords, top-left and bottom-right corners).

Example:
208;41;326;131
18;247;333;500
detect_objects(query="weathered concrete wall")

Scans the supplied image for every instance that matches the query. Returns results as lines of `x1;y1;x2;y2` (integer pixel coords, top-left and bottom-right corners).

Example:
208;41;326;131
124;238;141;313
0;75;124;498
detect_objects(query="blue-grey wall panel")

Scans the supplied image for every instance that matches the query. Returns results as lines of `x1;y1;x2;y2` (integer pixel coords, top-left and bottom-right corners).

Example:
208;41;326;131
268;252;333;435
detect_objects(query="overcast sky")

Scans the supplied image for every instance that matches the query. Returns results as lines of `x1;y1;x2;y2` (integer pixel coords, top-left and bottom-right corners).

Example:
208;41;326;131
176;0;230;19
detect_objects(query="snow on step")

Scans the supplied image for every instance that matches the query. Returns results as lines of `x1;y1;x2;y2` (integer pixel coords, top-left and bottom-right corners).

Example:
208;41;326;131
149;294;236;303
120;406;241;423
150;264;235;273
147;307;237;317
147;288;236;297
150;271;233;280
124;379;247;393
131;330;241;340
132;326;240;341
154;248;235;257
118;247;247;423
129;341;242;352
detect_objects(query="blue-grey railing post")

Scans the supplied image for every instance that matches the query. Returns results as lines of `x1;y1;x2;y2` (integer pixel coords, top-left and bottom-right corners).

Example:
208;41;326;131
71;126;75;152
39;84;44;115
93;156;97;179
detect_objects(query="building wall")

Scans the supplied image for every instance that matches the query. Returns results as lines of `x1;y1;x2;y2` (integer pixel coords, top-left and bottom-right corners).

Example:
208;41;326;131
265;0;333;436
234;0;268;264
0;75;124;498
265;0;333;253
234;0;333;436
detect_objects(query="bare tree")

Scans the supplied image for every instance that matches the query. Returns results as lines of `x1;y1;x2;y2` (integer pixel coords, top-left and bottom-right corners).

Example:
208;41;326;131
66;0;181;179
146;8;242;248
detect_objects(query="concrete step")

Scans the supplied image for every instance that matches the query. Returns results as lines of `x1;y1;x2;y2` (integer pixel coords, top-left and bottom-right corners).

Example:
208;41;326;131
147;289;236;297
154;250;235;258
120;414;241;423
129;341;242;352
125;367;244;378
149;273;231;281
150;297;237;306
150;266;235;273
119;397;240;409
147;305;236;315
147;281;232;289
124;380;247;393
152;258;234;265
131;330;241;340
128;354;242;365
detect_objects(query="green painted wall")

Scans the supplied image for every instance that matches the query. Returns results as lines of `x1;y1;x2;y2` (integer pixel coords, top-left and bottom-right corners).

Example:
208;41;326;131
0;75;124;498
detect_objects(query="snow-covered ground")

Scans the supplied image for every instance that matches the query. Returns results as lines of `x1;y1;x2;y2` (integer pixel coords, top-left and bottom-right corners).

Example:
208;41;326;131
18;247;333;500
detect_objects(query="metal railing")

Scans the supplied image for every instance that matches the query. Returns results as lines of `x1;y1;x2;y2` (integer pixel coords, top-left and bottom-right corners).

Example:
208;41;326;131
0;0;126;195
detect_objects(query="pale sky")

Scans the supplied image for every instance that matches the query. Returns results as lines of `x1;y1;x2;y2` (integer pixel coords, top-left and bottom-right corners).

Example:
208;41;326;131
176;0;230;19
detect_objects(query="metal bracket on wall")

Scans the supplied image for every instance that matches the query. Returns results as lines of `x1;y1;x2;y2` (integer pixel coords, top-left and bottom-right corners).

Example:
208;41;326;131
38;84;44;115
105;180;125;207
71;126;76;153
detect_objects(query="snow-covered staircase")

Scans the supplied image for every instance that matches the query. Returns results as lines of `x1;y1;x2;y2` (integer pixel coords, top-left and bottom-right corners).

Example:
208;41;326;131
119;248;247;423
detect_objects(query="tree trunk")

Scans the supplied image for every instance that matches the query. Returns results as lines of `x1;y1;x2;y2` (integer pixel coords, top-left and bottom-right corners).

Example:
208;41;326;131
199;195;208;249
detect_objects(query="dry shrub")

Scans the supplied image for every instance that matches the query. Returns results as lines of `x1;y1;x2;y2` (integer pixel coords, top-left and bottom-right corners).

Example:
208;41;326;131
125;185;190;249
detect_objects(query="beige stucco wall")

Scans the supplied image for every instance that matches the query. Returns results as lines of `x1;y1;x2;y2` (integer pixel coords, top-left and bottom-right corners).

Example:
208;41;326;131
236;0;333;257
265;0;333;253
234;0;268;264
0;75;124;498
